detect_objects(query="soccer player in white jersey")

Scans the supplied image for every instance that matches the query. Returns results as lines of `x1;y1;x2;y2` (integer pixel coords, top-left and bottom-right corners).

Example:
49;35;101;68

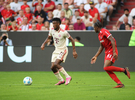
41;18;78;85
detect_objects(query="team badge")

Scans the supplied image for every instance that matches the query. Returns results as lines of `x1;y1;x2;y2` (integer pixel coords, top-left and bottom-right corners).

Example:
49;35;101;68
58;34;61;37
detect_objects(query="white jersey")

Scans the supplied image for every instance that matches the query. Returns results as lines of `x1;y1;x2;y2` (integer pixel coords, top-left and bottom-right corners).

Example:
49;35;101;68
49;28;70;50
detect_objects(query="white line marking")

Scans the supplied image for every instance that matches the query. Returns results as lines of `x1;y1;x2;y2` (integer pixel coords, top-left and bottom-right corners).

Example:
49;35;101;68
0;84;135;87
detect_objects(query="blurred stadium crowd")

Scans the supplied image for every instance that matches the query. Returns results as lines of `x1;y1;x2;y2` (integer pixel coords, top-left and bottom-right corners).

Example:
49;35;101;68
0;0;135;31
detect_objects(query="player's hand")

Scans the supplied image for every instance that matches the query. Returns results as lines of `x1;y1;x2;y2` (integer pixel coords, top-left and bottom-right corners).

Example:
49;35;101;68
91;56;97;64
73;51;78;59
41;44;45;50
113;53;118;60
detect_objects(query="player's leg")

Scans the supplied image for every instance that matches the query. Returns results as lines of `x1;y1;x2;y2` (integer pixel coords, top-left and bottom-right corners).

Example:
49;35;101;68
51;62;65;85
104;53;130;79
104;60;123;86
54;59;72;85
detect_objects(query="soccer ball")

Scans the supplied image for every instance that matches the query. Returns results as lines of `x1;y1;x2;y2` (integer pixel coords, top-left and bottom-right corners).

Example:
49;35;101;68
23;76;32;85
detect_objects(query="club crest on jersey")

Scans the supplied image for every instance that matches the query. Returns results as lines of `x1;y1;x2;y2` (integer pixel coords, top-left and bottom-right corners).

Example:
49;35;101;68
58;34;61;37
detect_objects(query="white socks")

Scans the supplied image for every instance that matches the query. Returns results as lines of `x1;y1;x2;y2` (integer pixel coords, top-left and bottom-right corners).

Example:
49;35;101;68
54;71;64;81
59;67;70;78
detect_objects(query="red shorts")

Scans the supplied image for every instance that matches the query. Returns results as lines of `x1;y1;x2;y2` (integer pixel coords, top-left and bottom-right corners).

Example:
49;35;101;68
104;51;118;63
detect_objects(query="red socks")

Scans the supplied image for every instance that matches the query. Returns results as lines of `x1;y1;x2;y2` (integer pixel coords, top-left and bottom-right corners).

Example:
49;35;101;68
106;71;122;84
104;66;125;84
104;66;124;72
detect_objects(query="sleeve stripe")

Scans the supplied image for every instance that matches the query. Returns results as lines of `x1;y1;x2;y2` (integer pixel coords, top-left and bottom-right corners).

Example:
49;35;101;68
107;34;112;38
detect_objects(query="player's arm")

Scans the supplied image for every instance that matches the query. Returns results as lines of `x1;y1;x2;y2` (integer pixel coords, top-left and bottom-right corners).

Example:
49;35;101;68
91;43;104;64
68;36;78;59
41;35;52;50
108;35;118;60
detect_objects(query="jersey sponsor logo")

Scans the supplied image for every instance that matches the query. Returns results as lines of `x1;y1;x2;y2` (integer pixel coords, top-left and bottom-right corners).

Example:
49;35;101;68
54;37;59;44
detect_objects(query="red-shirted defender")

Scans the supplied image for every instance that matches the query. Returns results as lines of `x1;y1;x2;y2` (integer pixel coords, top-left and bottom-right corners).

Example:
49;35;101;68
91;21;130;88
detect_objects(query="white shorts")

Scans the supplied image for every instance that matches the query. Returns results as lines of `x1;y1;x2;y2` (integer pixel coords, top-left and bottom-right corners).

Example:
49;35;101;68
51;48;68;63
100;13;107;18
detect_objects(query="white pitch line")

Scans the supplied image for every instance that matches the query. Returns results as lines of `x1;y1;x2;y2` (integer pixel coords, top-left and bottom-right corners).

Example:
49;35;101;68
0;84;135;87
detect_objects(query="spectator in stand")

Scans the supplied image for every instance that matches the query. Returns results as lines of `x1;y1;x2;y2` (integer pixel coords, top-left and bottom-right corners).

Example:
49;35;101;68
74;16;86;30
74;0;87;9
69;24;74;30
44;0;55;13
103;0;116;21
130;19;135;30
125;24;131;30
68;36;84;46
16;10;25;25
6;18;13;31
19;17;32;31
116;9;132;27
11;22;18;31
41;26;46;30
1;24;6;30
71;10;80;24
34;5;47;23
60;11;66;24
1;2;7;17
95;0;108;22
5;0;12;4
10;0;21;13
112;25;118;30
32;0;43;13
0;33;13;46
0;12;5;26
25;7;33;23
21;0;30;14
119;16;131;30
60;18;69;30
63;0;74;9
89;1;101;23
130;8;135;18
84;0;98;11
29;23;37;30
44;21;50;30
47;11;53;23
53;3;62;18
81;10;93;30
65;18;70;30
3;5;17;20
36;16;44;30
78;3;85;17
0;0;4;12
63;3;72;19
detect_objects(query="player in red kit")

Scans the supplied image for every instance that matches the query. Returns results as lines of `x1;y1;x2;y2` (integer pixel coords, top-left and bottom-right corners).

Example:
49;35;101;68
91;21;130;88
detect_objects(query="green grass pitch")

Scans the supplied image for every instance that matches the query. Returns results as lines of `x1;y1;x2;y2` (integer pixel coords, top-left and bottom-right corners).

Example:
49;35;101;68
0;71;135;100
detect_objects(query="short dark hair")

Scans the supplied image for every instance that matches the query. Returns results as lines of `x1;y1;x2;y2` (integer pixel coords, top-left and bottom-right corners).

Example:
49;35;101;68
64;3;68;5
52;18;61;24
58;3;62;5
94;20;102;28
75;36;81;41
124;8;129;12
126;23;131;27
84;10;88;13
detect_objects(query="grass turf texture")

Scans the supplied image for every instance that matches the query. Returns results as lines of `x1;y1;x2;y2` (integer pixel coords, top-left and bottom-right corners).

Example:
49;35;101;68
0;72;135;100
